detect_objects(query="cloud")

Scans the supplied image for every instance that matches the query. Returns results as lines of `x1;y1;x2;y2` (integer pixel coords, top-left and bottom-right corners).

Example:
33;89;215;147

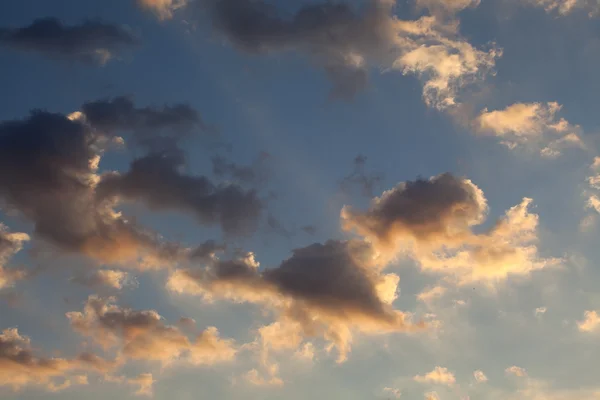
0;327;110;391
66;295;237;365
528;0;598;16
80;96;208;149
0;111;178;267
417;286;447;305
0;225;29;290
416;0;480;13
342;173;558;284
196;0;500;107
475;102;584;157
137;0;188;20
424;392;440;400
70;270;133;289
473;369;488;383
127;373;155;396
341;173;488;252
0;18;138;64
168;240;422;361
577;310;600;332
505;365;527;377
97;150;263;235
414;366;456;386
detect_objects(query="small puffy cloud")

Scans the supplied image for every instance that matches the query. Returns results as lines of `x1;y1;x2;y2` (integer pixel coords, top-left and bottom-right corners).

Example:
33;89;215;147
383;387;402;398
66;296;237;365
71;270;133;290
0;225;29;290
417;286;447;305
137;0;187;20
198;0;500;107
577;310;600;332
587;195;600;213
534;307;547;317
0;18;138;64
414;366;456;386
425;391;441;400
473;370;488;383
342;173;488;252
0;328;110;391
505;366;527;377
475;102;584;157
343;174;558;284
244;364;284;387
128;373;155;396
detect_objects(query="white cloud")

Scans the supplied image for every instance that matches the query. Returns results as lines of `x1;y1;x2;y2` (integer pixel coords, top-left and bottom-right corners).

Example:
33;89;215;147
473;369;488;383
577;310;600;332
414;366;456;386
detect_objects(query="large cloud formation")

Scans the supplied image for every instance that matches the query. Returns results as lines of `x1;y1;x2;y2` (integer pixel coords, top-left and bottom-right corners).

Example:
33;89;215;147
195;0;500;107
0;18;138;64
342;173;557;283
0;110;182;268
168;240;421;361
0;98;263;268
0;327;112;391
67;295;237;365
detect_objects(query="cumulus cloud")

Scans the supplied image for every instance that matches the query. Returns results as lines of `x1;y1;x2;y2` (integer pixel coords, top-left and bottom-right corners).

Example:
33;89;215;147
80;96;208;149
97;150;263;235
473;369;488;383
475;102;584;157
342;173;558;284
196;0;500;107
577;310;600;332
70;269;133;289
425;391;440;400
0;225;29;290
66;296;237;365
505;365;527;377
168;240;422;361
137;0;188;20
0;327;111;391
0;18;138;64
414;366;456;386
127;373;155;396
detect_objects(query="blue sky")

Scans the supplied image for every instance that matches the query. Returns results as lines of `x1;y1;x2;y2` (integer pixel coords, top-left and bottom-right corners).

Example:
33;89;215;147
1;0;600;399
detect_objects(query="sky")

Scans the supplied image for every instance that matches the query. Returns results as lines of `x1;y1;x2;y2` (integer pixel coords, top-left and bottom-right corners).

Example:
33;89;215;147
1;0;600;399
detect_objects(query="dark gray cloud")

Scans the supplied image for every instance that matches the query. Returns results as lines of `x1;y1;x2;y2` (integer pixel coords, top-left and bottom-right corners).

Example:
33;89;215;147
0;18;138;64
0;110;184;267
342;173;488;248
194;0;399;98
97;149;263;235
81;96;208;150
